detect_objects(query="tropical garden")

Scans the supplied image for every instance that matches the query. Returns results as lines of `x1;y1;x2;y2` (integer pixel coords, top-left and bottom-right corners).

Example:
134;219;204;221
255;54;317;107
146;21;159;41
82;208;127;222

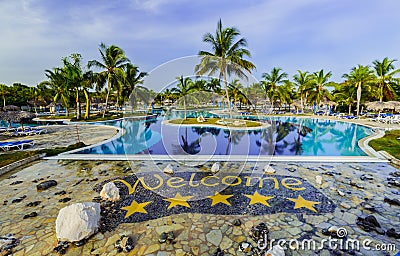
0;20;400;121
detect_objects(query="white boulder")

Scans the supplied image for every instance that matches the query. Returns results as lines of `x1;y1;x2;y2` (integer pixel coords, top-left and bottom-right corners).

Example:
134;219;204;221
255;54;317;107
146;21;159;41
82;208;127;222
315;175;323;185
100;182;120;201
56;202;101;242
211;162;220;174
263;165;276;174
163;164;174;175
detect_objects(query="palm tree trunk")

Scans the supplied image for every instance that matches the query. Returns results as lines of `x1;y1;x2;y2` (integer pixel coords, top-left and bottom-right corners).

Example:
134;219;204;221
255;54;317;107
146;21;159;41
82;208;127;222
348;104;352;115
2;95;5;108
183;95;187;119
84;90;90;119
103;81;111;118
76;90;81;120
356;84;361;116
300;94;304;113
222;68;232;119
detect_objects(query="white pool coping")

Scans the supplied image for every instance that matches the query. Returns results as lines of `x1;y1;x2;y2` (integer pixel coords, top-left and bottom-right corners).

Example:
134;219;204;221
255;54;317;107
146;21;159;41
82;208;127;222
45;154;388;162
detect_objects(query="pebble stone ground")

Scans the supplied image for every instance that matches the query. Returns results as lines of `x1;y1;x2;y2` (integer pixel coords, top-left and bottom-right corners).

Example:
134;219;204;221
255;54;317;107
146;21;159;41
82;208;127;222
0;159;399;256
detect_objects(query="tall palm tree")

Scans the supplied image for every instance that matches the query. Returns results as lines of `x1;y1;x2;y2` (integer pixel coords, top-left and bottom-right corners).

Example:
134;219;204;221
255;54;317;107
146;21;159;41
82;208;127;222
308;69;333;112
82;70;97;119
0;84;10;108
261;67;288;113
372;57;400;102
342;65;375;116
172;76;196;119
62;53;84;119
122;63;147;112
88;43;130;117
293;70;312;113
195;19;256;117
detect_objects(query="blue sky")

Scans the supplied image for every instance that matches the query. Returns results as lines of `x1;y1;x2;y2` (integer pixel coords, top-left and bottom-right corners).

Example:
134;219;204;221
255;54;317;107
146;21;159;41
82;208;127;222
1;0;399;91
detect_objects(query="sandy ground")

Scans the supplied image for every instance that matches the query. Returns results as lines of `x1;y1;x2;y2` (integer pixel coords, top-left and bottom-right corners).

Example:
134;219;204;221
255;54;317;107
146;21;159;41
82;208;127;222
0;124;119;153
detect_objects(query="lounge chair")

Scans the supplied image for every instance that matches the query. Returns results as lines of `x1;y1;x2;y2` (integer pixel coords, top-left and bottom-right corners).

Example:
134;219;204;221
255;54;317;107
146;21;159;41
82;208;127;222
0;127;16;133
0;140;34;150
25;128;47;135
390;115;400;124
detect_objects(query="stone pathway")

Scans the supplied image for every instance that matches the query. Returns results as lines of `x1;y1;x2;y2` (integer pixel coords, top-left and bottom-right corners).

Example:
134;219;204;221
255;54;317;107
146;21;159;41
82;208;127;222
0;160;399;255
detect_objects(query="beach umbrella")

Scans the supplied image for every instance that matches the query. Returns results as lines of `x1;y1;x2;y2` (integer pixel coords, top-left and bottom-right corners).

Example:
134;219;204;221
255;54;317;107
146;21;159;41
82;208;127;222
365;101;390;111
0;111;35;130
3;105;20;111
385;101;400;110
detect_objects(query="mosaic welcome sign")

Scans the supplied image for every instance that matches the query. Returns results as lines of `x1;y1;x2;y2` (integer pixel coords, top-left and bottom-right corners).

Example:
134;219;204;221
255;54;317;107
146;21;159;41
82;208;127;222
94;172;336;224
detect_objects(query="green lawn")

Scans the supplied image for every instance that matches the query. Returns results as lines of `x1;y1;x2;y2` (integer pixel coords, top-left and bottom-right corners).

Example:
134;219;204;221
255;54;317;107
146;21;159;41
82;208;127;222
369;130;400;159
39;114;75;119
169;117;262;128
0;142;86;168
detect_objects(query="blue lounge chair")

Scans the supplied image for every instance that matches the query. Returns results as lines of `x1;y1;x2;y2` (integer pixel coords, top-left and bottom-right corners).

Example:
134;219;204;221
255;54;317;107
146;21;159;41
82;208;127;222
25;128;47;135
0;140;34;150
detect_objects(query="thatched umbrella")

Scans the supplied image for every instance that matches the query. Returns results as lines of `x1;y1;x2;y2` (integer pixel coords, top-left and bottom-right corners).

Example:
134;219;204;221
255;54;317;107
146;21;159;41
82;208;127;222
385;101;400;110
0;111;35;130
3;105;20;111
365;101;390;111
292;99;303;113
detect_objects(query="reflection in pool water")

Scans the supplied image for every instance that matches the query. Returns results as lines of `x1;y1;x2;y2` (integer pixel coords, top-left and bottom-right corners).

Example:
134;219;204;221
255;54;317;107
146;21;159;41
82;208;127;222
75;112;372;156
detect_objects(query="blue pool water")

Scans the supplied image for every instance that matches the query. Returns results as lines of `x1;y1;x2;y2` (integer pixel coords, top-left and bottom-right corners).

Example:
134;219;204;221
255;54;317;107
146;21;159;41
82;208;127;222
75;111;373;156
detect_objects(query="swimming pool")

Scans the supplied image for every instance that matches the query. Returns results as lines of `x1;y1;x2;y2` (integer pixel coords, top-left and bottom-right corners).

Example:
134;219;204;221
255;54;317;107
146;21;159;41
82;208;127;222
74;111;373;157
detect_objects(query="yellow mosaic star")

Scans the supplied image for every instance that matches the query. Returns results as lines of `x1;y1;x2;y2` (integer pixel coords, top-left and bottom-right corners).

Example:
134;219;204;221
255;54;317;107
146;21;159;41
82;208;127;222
164;193;193;209
244;191;274;207
121;200;152;218
207;192;233;206
287;195;321;213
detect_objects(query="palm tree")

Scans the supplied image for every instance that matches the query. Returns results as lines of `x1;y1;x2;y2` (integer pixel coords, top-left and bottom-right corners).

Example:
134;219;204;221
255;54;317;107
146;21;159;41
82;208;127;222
372;57;400;102
172;76;196;119
88;43;130;117
293;70;312;113
308;69;333;112
62;53;84;119
243;82;264;111
41;68;71;116
228;79;251;109
207;78;222;94
0;84;10;108
333;82;357;115
28;86;40;114
342;65;375;116
82;70;97;119
122;63;147;112
261;67;288;113
278;81;295;111
195;19;256;117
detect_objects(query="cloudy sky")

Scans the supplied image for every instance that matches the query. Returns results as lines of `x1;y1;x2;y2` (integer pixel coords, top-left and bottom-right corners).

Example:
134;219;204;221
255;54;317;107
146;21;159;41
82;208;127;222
1;0;399;91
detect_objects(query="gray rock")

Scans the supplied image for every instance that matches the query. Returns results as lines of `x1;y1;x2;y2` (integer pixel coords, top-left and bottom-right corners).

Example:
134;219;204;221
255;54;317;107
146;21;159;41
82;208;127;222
36;180;57;191
206;229;222;247
211;163;220;174
163;164;174;175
